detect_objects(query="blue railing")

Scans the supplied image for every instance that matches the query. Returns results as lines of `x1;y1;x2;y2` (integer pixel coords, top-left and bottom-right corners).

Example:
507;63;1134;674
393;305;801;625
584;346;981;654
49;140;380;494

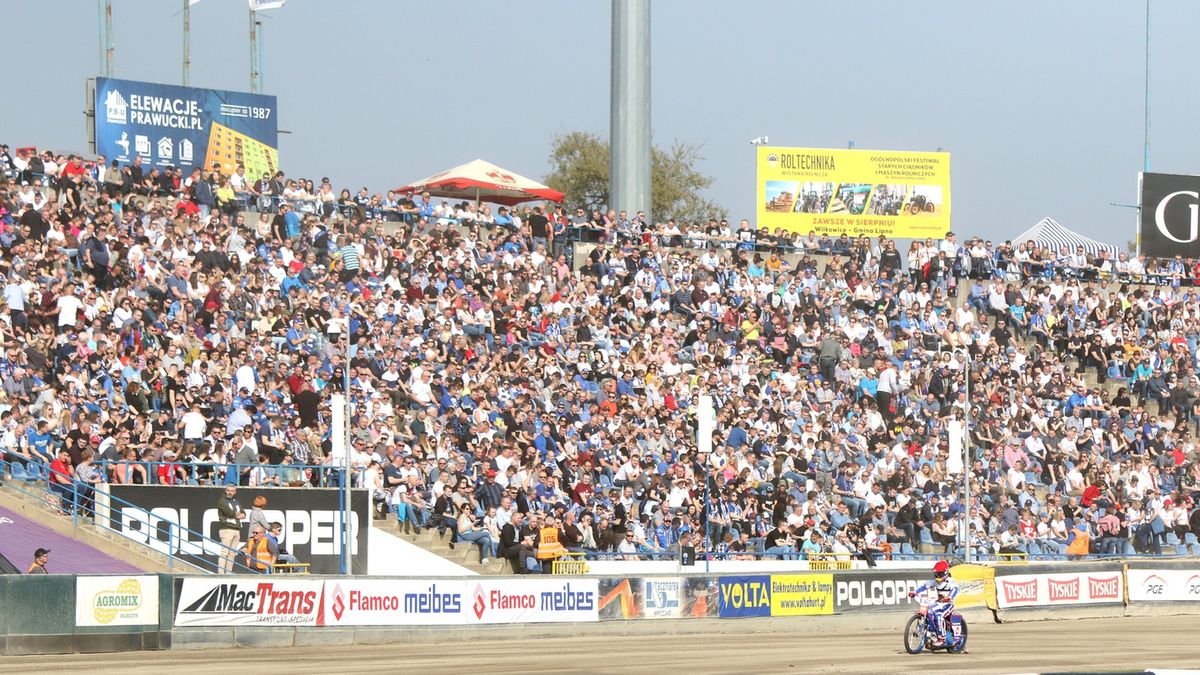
581;547;1196;563
234;193;428;223
93;459;362;489
1;460;255;574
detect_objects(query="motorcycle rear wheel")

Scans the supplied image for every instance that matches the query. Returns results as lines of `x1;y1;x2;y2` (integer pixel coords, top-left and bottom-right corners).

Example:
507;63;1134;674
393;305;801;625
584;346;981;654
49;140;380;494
947;617;969;653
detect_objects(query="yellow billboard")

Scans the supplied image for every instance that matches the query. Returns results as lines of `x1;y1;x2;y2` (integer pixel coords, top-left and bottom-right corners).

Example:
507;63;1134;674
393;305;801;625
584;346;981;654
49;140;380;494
757;146;951;238
769;573;834;616
949;563;997;610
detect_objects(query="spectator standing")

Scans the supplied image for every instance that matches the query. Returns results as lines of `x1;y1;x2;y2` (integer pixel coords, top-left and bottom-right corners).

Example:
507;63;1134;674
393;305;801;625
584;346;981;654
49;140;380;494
216;485;246;574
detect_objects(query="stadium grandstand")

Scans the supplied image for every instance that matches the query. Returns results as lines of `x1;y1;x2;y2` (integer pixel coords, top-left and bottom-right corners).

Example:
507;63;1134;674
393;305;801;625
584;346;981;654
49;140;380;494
1;142;1199;580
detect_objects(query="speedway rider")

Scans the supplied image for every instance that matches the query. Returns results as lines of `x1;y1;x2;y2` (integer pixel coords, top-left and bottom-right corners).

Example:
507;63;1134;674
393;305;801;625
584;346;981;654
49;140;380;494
908;560;959;646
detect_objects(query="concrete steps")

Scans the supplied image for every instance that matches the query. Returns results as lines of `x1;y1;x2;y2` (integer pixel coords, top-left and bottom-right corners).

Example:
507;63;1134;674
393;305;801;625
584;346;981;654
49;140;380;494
376;518;511;575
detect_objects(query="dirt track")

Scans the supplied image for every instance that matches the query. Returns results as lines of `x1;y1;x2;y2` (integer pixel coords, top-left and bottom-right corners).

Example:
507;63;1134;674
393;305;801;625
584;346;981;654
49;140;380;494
5;615;1199;674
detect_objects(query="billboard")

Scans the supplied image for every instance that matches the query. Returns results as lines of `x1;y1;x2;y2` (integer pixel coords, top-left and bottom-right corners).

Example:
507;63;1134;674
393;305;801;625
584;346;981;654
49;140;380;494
75;575;160;627
1139;172;1200;257
174;578;322;627
757;146;951;238
832;570;925;613
1126;569;1200;603
717;575;772;618
769;574;834;616
642;577;685;619
97;485;369;574
466;578;599;624
321;579;467;626
93;77;278;178
995;571;1123;609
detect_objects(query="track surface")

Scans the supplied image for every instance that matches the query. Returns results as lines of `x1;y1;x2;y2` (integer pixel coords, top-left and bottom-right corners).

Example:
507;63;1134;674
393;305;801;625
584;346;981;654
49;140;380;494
5;616;1198;674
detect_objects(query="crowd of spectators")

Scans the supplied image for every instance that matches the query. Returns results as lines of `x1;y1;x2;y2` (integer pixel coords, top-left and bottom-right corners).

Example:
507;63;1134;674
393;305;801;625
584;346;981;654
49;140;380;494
1;143;1200;575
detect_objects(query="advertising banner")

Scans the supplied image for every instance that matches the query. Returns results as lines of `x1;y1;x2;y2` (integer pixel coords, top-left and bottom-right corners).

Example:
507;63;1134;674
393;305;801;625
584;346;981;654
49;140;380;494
99;485;368;574
949;563;997;610
832;570;925;613
94;77;278;178
174;577;322;626
769;574;834;616
642;577;684;619
717;575;772;618
598;577;641;620
995;571;1123;609
321;579;466;626
466;578;599;624
75;575;160;627
1127;569;1200;603
757;146;951;238
1139;172;1200;257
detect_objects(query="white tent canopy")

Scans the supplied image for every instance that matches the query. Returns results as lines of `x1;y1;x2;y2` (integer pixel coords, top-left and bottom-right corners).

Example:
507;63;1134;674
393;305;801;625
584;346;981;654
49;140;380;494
1010;217;1119;257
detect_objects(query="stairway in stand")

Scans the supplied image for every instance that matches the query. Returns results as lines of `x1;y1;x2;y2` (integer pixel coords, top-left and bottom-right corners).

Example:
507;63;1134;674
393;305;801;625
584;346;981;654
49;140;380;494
0;481;181;573
376;517;511;575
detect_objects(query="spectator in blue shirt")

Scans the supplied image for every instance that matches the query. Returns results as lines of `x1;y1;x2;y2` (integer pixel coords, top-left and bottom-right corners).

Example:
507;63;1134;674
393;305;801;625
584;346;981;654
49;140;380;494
494;207;513;229
533;427;559;461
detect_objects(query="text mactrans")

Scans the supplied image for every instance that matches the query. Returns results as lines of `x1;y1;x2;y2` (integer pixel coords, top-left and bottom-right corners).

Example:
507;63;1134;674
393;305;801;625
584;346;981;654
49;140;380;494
180;582;316;615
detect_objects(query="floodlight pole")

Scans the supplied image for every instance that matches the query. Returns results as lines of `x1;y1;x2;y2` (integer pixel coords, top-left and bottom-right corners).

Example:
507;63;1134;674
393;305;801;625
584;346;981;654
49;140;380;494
1143;0;1151;174
183;0;191;86
102;0;113;76
249;9;259;93
610;0;651;220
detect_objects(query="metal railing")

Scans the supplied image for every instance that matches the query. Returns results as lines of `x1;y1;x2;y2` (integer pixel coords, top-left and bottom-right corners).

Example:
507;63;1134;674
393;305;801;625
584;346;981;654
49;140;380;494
550;552;590;575
2;459;264;574
95;459;361;489
580;542;1196;564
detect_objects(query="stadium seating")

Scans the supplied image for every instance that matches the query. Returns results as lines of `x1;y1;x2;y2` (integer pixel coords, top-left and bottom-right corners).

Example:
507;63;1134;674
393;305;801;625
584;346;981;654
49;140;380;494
2;144;1198;575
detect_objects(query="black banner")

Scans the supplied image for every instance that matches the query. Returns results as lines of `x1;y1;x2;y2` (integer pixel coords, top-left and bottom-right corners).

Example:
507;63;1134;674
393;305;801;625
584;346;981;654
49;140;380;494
1140;172;1200;257
832;570;927;613
100;485;368;574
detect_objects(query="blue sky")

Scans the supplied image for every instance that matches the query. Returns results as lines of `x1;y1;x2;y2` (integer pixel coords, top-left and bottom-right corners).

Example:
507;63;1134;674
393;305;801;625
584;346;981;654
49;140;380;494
3;0;1197;245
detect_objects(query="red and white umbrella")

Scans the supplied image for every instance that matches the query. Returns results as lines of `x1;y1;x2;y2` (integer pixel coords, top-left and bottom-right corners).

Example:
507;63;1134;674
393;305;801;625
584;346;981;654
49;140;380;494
395;159;564;206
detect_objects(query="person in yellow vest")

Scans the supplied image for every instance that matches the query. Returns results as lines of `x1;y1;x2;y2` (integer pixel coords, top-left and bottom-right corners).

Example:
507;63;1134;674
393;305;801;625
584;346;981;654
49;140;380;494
243;525;278;573
536;514;567;572
1065;518;1090;560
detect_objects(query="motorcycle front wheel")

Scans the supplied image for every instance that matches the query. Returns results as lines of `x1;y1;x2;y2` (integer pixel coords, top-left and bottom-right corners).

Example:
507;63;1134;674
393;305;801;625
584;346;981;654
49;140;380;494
903;614;926;654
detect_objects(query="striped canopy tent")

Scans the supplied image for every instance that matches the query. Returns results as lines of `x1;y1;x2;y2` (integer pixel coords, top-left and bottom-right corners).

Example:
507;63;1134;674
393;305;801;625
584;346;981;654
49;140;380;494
1010;217;1119;257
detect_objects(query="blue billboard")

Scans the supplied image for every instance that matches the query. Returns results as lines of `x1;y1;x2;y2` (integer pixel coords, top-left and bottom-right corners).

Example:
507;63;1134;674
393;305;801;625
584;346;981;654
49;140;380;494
94;77;278;179
717;575;772;618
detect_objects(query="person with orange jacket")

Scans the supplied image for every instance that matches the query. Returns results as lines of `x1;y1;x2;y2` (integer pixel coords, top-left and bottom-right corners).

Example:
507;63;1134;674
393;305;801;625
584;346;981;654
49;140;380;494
243;525;278;573
1066;518;1091;559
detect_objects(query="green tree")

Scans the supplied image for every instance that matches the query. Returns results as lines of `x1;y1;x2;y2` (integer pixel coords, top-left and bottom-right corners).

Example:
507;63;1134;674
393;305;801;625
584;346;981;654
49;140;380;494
544;131;727;224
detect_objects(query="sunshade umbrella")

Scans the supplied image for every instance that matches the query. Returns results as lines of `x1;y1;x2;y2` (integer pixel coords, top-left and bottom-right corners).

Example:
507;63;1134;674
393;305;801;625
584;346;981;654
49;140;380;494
396;158;564;206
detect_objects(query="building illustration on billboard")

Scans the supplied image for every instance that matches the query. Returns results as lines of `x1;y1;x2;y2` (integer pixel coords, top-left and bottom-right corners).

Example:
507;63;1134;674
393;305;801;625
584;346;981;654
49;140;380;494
93;77;277;176
756;146;951;239
205;121;278;180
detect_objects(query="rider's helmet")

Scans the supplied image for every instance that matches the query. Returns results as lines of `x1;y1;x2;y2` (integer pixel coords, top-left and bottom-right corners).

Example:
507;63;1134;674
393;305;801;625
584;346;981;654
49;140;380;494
933;560;950;581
